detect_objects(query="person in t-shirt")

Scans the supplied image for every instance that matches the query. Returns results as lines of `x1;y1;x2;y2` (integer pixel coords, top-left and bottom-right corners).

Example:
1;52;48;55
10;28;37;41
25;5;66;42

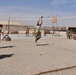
35;16;43;43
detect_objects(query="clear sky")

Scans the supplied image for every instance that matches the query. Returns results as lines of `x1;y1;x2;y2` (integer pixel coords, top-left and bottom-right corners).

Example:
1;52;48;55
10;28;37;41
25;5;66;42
0;0;76;27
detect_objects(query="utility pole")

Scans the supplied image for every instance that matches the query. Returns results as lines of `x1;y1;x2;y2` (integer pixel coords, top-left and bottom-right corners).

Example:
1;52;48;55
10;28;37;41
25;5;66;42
2;17;11;41
8;17;10;34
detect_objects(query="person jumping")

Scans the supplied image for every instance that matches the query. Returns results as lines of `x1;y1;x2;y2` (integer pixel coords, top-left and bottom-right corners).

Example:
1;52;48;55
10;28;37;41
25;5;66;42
35;16;43;44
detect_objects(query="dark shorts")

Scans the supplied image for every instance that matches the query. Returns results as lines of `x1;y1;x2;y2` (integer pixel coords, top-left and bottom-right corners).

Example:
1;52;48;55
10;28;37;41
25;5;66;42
35;31;41;39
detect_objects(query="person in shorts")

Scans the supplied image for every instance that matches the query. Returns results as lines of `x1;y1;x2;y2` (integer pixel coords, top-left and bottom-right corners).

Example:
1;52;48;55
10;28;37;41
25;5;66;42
35;16;43;43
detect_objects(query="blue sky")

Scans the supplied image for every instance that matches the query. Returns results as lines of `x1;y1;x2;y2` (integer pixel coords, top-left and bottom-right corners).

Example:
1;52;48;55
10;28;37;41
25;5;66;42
0;0;76;27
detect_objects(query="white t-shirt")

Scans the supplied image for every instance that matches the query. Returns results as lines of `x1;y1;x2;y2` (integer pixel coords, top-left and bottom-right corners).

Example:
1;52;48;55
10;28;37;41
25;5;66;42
36;26;41;31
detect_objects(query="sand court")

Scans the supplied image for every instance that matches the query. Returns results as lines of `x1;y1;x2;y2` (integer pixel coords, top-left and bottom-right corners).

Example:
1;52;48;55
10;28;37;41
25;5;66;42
0;33;76;75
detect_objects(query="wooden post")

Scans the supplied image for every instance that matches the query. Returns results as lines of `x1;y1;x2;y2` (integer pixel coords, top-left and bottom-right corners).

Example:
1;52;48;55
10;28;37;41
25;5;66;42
8;17;10;34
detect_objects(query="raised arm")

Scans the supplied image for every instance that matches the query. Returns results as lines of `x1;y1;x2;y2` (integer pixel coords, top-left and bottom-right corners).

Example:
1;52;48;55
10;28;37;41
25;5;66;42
36;16;43;26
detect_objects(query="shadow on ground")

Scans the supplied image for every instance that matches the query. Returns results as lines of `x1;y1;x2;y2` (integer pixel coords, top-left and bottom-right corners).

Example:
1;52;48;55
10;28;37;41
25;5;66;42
0;45;15;49
0;54;14;59
36;44;49;46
